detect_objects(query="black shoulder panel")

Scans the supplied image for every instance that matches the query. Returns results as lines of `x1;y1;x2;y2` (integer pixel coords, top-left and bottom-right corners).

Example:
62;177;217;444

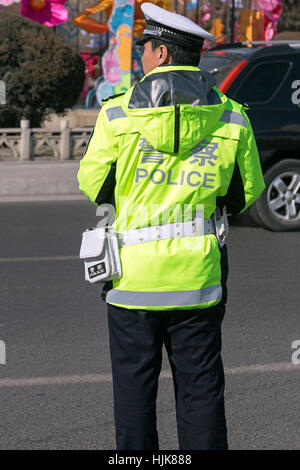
95;162;116;206
128;70;217;108
216;160;246;216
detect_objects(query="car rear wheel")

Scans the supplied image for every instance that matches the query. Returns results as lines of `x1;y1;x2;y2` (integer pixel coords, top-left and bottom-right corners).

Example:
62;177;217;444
250;159;300;231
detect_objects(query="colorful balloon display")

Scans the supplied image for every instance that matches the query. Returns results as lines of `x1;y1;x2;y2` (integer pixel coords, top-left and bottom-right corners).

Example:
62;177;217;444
20;0;68;27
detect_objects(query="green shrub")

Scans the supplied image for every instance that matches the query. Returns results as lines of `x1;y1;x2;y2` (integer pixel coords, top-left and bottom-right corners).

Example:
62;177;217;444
277;0;300;33
0;13;85;127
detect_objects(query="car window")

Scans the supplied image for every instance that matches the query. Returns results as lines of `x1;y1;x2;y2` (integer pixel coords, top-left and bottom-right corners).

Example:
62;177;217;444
199;54;242;87
234;61;291;104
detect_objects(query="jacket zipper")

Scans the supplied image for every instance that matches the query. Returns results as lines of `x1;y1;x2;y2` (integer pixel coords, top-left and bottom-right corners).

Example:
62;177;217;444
174;104;180;154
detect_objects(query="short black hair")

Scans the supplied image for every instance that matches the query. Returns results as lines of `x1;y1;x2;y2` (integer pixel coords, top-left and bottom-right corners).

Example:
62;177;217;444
150;38;201;67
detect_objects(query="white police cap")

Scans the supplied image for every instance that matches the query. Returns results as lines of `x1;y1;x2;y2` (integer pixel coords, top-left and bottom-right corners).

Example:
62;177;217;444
136;3;216;51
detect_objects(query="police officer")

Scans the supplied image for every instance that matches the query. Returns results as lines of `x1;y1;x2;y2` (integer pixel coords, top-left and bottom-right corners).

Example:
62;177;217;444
78;3;265;450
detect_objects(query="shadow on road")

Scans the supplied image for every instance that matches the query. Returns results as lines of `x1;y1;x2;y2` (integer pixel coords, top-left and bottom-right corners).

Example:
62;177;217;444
229;211;260;228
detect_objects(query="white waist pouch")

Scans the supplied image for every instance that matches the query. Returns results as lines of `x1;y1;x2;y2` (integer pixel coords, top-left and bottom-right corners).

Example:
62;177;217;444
79;227;122;283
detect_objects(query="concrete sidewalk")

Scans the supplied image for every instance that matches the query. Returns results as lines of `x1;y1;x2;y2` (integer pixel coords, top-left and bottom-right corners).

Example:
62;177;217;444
0;162;86;201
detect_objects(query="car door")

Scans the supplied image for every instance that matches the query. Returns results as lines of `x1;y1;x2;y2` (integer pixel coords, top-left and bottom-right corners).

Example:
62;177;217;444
231;51;300;160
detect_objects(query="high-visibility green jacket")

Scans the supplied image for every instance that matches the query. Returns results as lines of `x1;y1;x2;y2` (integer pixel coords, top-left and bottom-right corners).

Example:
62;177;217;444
78;65;265;311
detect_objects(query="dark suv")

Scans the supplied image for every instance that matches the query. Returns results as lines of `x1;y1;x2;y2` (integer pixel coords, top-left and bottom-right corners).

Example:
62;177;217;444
200;41;300;231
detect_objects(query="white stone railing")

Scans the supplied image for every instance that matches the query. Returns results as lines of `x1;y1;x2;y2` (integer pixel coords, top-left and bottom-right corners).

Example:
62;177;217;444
0;120;93;161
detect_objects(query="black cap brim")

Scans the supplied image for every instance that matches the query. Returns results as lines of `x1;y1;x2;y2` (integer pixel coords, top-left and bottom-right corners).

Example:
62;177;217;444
135;35;153;46
135;34;203;53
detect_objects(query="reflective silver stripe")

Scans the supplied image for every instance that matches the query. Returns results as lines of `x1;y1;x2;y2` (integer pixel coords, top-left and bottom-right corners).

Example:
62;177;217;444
106;285;222;307
143;29;160;36
118;219;216;247
106;106;127;121
220;110;247;127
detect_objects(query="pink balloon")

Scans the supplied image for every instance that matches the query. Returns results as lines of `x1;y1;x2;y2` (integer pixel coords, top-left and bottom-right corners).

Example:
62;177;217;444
104;50;121;85
265;22;276;40
20;0;68;27
258;0;281;11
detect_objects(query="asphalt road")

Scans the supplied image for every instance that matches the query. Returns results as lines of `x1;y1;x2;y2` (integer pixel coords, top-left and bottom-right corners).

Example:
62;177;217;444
0;200;299;450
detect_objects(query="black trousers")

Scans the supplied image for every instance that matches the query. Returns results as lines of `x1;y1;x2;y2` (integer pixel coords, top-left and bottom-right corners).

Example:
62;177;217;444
107;302;228;450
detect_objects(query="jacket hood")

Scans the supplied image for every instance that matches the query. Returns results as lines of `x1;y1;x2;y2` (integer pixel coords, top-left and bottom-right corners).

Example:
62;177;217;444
121;65;228;154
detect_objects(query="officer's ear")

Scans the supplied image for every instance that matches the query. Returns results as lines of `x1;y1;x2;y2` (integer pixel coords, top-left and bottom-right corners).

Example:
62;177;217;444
158;44;171;65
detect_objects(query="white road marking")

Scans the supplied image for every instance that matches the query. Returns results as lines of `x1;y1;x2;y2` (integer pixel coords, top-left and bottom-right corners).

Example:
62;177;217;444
225;362;298;374
0;195;86;203
0;362;298;388
0;256;78;263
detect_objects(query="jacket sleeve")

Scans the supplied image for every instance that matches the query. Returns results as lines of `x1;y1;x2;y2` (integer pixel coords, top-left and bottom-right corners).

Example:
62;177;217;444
77;106;118;205
218;110;266;216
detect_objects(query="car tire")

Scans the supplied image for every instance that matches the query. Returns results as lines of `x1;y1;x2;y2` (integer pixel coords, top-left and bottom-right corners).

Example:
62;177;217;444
249;200;266;228
250;159;300;231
